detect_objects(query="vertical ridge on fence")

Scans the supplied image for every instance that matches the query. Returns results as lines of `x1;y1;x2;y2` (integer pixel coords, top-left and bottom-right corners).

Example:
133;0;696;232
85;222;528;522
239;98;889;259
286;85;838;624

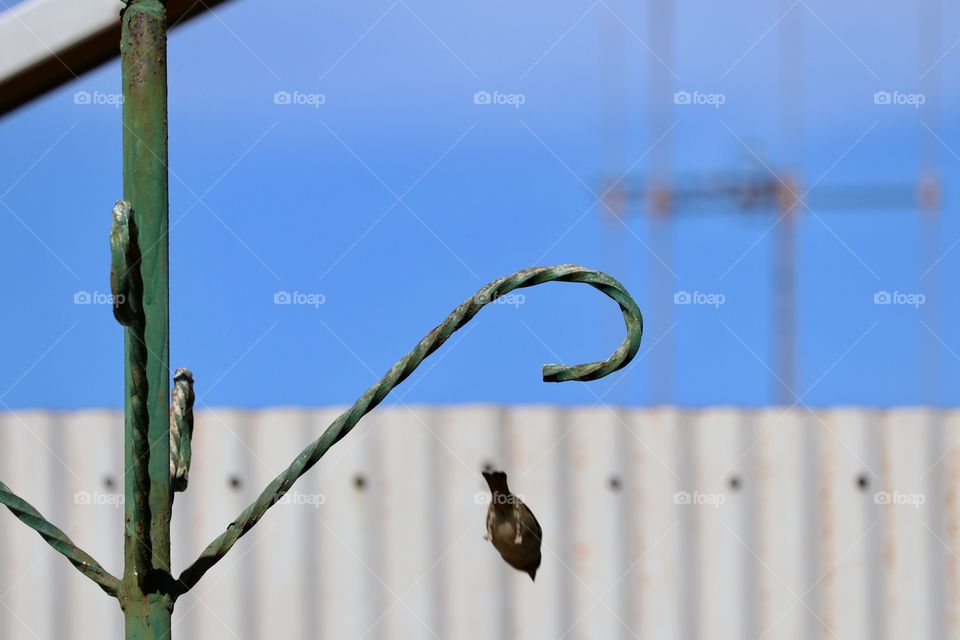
739;411;760;640
630;406;682;640
424;408;444;639
377;406;441;640
881;408;934;639
926;409;947;640
755;407;809;640
566;405;625;640
613;407;635;640
818;408;874;640
944;410;960;639
799;407;821;640
675;409;698;640
692;408;747;637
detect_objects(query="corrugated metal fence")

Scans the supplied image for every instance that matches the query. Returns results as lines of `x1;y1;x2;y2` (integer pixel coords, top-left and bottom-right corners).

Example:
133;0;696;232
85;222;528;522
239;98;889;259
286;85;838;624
0;406;956;639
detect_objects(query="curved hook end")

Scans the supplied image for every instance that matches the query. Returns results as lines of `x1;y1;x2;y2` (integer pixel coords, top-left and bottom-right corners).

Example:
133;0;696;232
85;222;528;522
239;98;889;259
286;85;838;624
541;362;618;383
542;364;573;383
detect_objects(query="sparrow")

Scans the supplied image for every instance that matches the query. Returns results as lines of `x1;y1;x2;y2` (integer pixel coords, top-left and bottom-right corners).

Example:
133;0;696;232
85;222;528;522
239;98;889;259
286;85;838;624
482;469;542;581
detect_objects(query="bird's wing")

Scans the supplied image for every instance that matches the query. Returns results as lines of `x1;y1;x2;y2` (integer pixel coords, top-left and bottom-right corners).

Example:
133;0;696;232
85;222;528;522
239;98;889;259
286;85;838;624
521;502;542;540
486;507;496;539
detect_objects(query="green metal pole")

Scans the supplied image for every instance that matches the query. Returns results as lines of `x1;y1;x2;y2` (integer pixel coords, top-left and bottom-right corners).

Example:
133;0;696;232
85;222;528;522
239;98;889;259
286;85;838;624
119;1;173;637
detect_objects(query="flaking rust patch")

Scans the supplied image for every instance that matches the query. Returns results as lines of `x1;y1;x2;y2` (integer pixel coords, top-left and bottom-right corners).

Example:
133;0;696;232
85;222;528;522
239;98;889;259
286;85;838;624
125;6;167;87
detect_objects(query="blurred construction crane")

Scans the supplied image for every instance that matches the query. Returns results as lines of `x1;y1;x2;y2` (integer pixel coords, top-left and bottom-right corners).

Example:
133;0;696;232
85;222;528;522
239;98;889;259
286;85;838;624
600;169;922;406
600;0;940;406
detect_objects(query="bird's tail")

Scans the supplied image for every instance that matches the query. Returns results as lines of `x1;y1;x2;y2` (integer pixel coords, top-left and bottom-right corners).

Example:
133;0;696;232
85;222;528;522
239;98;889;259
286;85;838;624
482;470;510;495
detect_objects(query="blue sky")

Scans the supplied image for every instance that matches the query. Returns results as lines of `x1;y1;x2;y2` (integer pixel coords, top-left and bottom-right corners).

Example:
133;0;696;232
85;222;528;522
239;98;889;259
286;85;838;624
0;0;958;409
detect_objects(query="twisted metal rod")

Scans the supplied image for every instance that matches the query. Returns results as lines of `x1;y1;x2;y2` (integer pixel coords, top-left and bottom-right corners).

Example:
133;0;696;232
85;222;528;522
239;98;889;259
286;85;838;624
174;264;642;596
110;200;152;591
169;368;195;493
0;480;121;597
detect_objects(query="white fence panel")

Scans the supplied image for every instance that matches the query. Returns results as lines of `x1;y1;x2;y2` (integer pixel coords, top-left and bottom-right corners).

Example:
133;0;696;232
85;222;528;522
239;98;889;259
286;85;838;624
632;406;683;640
506;406;566;640
692;408;748;639
437;405;505;640
566;406;626;640
0;406;957;640
755;407;809;640
880;409;934;640
4;412;57;640
818;407;875;640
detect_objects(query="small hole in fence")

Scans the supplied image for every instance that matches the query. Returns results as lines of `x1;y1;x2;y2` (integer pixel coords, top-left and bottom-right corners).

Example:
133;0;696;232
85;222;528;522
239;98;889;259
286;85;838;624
353;474;367;491
728;475;742;492
482;461;495;473
608;475;622;492
856;474;870;491
228;475;242;490
103;476;116;490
